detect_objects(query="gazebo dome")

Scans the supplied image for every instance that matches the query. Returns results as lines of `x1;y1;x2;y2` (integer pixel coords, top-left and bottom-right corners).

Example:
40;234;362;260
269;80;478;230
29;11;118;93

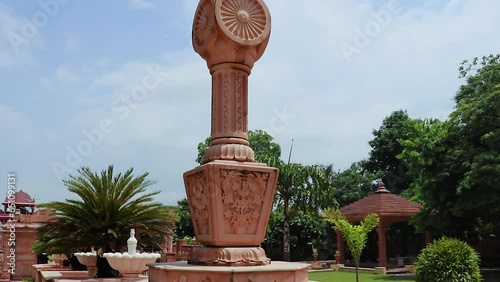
340;182;421;222
336;182;423;267
3;190;36;205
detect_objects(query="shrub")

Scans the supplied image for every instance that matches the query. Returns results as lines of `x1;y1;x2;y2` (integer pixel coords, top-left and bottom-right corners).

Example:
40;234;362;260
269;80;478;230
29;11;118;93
415;237;482;282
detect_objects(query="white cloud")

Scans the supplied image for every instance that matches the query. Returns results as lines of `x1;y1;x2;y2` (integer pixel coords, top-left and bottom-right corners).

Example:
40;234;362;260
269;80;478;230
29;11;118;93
40;64;81;91
6;0;500;206
129;0;156;10
0;4;40;68
39;76;54;91
91;62;149;87
55;65;77;81
64;34;80;50
0;104;34;145
81;58;112;74
75;57;207;148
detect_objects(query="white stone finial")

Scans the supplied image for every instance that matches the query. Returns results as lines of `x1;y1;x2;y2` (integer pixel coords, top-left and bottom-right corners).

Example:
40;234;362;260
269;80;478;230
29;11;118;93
127;229;138;255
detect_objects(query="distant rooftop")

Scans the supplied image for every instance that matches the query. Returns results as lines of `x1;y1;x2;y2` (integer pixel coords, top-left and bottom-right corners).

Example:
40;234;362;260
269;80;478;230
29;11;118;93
340;182;422;222
3;190;36;206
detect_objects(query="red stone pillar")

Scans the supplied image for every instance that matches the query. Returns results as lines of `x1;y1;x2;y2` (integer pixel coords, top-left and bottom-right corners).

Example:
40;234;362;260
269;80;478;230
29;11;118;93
184;0;277;266
204;63;254;163
192;0;271;165
336;230;345;263
377;226;388;267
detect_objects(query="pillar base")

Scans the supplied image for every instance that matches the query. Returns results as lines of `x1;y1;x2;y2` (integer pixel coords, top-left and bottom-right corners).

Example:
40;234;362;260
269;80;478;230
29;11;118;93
184;160;278;247
148;261;309;282
188;247;270;266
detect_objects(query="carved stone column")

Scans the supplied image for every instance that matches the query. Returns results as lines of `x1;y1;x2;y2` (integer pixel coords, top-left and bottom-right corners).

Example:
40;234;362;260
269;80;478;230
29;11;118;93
184;0;278;266
377;226;388;267
336;230;345;264
193;0;270;164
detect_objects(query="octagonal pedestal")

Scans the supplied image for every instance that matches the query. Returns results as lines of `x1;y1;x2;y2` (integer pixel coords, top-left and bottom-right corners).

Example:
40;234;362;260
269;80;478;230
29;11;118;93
148;261;309;282
185;160;278;246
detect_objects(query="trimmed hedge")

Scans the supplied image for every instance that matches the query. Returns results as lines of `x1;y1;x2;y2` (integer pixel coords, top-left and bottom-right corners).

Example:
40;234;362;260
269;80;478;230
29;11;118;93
415;237;482;282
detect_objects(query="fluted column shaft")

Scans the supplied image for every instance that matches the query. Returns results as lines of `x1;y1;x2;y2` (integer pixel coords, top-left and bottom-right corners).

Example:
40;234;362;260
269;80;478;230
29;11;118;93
204;63;255;163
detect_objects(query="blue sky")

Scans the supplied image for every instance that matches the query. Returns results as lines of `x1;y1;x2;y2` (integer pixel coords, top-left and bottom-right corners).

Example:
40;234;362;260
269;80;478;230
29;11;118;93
1;0;499;206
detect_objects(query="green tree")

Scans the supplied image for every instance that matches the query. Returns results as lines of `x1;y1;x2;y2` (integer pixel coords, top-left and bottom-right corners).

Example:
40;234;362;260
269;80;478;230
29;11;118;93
323;208;379;282
252;157;333;261
174;198;194;239
268;159;313;261
195;129;281;164
399;54;500;237
453;55;500;236
263;210;284;257
280;163;336;214
330;161;381;207
398;118;461;233
288;211;329;260
34;166;177;277
196;136;211;164
262;210;330;261
364;110;415;195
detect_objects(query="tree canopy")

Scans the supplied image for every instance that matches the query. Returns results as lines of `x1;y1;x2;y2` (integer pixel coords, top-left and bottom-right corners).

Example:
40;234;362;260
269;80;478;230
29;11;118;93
364;110;414;195
173;198;194;239
399;54;500;237
329;161;380;207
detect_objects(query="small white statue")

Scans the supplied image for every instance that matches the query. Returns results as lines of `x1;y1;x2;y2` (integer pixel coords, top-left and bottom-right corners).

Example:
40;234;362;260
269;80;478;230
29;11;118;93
127;229;138;255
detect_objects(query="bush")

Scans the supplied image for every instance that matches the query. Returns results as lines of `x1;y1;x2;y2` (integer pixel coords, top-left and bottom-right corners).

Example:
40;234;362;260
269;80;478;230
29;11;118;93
415;237;482;282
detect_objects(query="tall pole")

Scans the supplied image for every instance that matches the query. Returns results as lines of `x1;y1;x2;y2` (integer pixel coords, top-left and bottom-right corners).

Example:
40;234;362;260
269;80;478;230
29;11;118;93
287;139;294;164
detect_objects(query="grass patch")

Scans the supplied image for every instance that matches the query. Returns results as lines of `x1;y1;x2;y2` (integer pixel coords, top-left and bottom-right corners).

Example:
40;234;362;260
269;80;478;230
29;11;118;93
309;271;415;282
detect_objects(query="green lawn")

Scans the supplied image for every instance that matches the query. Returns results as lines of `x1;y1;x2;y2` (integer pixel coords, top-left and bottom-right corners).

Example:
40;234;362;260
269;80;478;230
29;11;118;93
309;271;416;282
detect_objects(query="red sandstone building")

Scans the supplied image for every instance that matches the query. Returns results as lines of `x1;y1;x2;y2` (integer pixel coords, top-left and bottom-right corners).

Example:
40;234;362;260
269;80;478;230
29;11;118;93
0;190;51;281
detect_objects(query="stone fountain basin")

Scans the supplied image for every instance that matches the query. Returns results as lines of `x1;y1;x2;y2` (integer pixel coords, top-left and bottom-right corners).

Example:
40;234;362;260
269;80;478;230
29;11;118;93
103;252;161;276
74;252;97;267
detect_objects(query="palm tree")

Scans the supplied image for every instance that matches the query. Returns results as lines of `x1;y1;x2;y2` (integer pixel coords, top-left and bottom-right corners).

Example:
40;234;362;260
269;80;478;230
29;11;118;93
34;165;177;277
266;158;333;261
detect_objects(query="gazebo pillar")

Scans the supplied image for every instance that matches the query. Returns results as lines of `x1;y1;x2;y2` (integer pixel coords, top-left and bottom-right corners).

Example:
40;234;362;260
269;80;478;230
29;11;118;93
425;231;432;245
336;230;345;263
377;225;388;267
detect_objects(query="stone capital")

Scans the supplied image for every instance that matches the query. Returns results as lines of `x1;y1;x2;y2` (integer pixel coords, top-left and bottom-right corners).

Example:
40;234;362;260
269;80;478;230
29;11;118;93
192;0;271;70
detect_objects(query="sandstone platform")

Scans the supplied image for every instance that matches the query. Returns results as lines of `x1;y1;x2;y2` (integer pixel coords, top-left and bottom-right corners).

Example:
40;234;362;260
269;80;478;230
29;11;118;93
148;261;309;282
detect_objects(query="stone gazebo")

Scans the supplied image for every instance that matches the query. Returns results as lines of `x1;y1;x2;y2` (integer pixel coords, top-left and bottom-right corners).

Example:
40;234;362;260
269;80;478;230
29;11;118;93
337;182;424;267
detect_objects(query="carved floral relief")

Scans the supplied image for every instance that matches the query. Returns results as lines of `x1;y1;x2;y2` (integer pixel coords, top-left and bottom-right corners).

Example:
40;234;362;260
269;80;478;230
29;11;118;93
221;169;269;234
186;171;210;235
